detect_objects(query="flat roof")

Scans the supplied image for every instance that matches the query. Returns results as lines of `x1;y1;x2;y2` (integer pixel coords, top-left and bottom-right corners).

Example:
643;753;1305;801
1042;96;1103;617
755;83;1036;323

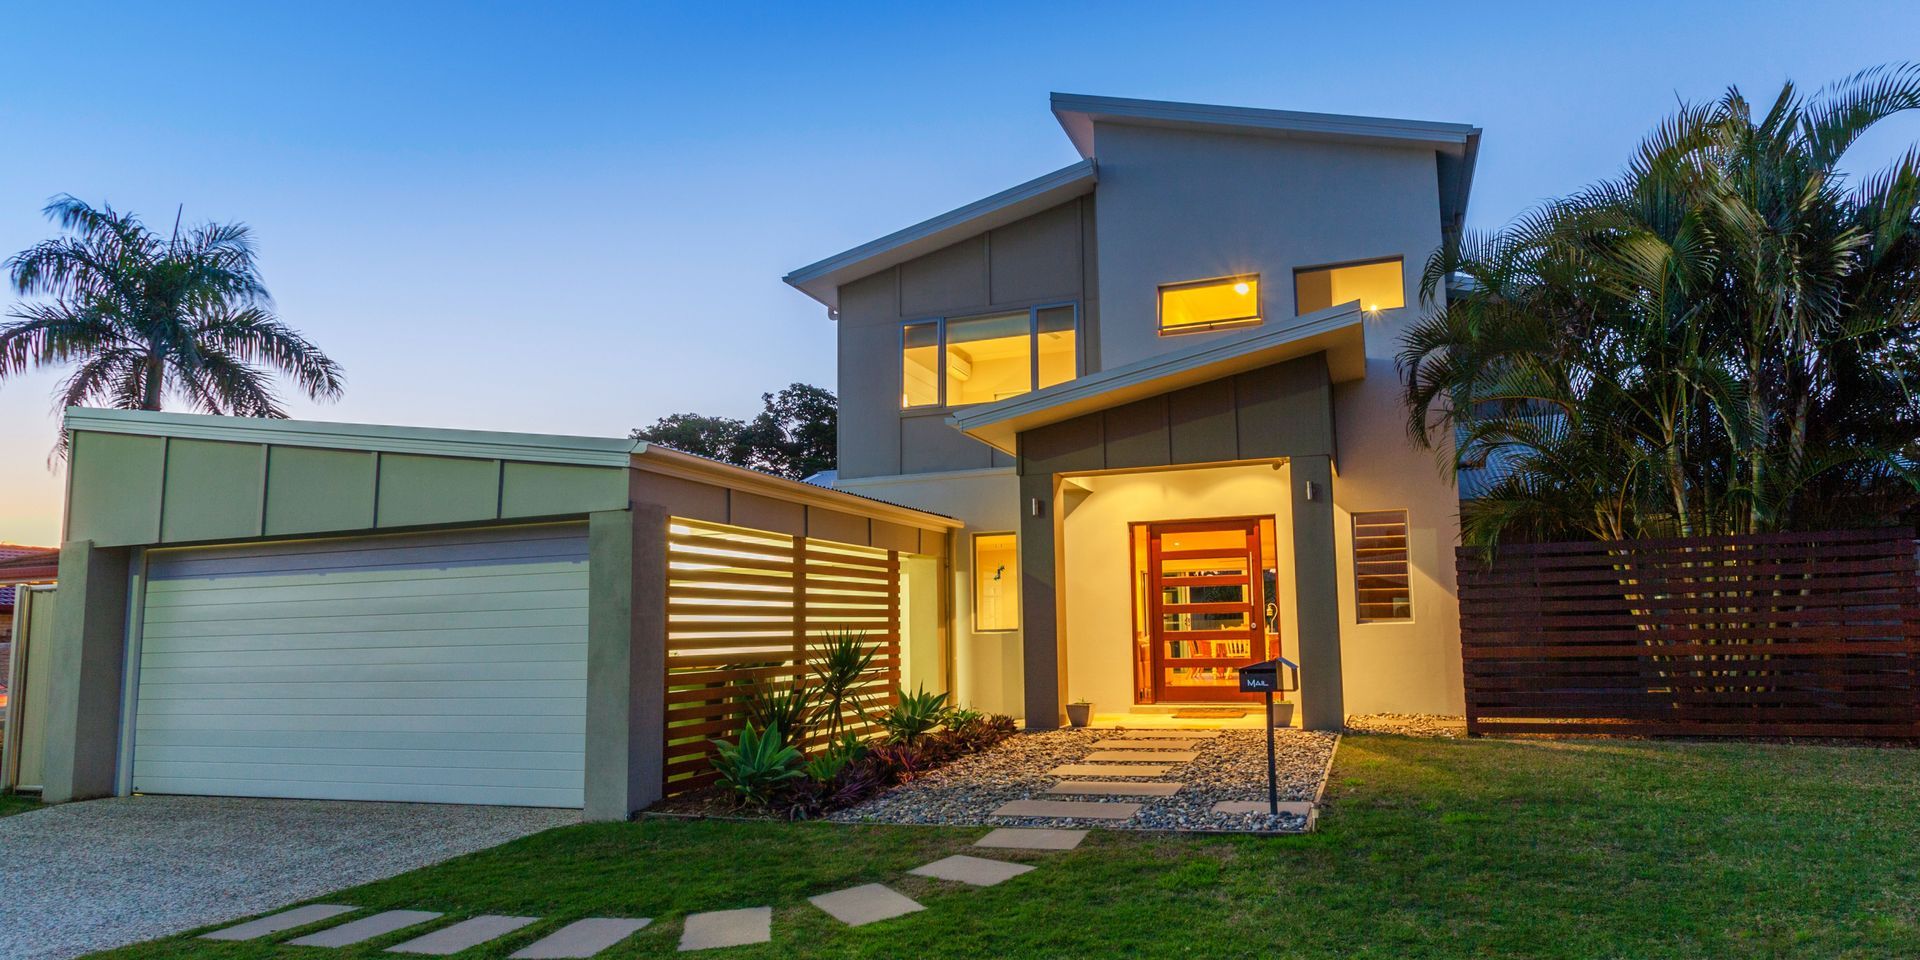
948;303;1369;454
783;159;1096;312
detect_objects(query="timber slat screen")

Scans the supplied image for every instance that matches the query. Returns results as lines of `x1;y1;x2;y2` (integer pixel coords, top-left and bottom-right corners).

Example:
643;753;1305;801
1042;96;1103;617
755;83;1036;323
1459;527;1920;738
663;518;902;795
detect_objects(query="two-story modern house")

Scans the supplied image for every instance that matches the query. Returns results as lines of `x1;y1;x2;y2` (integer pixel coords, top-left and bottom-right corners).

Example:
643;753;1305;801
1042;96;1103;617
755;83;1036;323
786;93;1477;730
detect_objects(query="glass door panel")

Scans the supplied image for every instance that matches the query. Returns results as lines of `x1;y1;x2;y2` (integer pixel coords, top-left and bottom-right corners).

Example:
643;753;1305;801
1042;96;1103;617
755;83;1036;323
1144;520;1266;702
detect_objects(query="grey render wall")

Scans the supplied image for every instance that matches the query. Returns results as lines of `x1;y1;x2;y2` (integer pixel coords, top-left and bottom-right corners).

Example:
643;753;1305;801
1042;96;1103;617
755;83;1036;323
1088;122;1444;370
835;197;1098;480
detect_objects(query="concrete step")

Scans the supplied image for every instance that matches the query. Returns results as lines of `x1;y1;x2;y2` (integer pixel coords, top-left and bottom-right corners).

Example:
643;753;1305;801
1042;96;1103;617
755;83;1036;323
1046;780;1182;797
992;799;1141;820
1091;738;1208;750
1083;750;1197;762
974;827;1087;850
1049;763;1170;778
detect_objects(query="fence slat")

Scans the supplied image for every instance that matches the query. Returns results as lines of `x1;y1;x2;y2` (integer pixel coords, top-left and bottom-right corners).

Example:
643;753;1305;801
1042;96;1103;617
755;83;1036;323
1458;527;1920;738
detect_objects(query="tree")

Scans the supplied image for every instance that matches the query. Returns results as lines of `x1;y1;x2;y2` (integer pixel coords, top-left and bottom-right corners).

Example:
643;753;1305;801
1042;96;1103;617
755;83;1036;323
1;196;343;422
631;383;837;480
1401;64;1920;546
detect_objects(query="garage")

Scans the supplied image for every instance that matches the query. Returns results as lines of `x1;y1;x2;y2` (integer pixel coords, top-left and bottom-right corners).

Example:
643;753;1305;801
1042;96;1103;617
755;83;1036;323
129;523;589;807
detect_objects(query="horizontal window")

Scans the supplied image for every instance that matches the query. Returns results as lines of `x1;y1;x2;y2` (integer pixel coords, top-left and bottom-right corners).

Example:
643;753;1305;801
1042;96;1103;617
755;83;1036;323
1160;275;1260;333
899;304;1079;409
1352;510;1412;623
1296;257;1404;315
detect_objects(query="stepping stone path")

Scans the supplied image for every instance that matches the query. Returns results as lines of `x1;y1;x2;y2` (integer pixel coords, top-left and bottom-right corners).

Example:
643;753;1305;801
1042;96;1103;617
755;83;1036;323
1083;750;1199;762
1090;738;1208;749
992;798;1141;820
808;883;925;927
200;904;358;941
288;910;443;948
1047;780;1182;797
678;907;772;951
975;827;1088;850
910;854;1035;887
389;915;538;955
511;918;653;959
1117;729;1219;738
1049;763;1170;778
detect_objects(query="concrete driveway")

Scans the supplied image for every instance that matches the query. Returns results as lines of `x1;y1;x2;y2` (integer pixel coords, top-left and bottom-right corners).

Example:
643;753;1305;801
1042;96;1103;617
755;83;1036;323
0;795;578;960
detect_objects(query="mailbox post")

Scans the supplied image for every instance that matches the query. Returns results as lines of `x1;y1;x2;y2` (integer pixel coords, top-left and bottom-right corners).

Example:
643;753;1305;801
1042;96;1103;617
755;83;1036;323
1238;657;1300;816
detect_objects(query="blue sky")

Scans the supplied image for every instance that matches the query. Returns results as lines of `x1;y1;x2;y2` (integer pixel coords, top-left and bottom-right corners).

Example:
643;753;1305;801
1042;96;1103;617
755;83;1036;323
1;0;1916;544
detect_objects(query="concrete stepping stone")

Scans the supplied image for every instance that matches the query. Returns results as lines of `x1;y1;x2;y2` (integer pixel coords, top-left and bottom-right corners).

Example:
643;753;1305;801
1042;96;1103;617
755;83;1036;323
1084;750;1197;762
288;910;443;948
1091;738;1210;749
808;883;925;927
1049;763;1170;778
678;907;771;951
909;854;1035;887
201;904;358;941
388;915;537;955
993;798;1140;820
1047;780;1182;797
975;827;1086;850
511;918;652;959
1116;729;1218;739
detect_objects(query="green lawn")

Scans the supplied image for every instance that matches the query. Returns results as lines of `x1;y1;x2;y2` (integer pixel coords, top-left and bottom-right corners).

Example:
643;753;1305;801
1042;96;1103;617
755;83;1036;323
88;735;1920;959
0;792;39;818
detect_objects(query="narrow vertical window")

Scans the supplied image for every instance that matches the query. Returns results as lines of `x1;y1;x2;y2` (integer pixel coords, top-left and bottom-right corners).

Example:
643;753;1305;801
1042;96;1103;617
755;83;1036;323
1352;510;1413;622
901;321;939;408
1035;305;1077;389
972;532;1020;632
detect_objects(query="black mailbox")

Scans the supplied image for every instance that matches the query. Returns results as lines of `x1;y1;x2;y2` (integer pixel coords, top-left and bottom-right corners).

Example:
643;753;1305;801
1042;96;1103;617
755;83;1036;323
1238;657;1298;694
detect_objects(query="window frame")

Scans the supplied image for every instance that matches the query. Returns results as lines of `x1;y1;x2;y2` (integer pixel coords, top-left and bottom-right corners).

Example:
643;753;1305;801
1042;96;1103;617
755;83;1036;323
1350;508;1414;624
1292;255;1405;316
897;301;1081;411
971;530;1021;633
1156;273;1263;335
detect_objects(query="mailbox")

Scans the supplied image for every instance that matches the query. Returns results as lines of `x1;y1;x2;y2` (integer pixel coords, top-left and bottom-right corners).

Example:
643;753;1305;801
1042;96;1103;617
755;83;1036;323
1238;657;1299;694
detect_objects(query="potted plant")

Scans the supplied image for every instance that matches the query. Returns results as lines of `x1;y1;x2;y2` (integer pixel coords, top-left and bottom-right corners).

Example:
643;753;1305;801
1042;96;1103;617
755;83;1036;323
1065;698;1093;727
1269;698;1295;728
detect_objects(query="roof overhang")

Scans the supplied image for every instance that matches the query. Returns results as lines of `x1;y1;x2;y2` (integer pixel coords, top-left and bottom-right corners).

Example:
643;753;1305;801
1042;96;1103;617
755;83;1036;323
631;443;962;531
1050;92;1481;235
949;303;1369;454
783;159;1097;312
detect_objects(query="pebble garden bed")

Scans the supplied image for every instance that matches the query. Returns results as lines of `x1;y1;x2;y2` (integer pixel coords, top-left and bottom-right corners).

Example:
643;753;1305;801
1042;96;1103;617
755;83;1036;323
828;727;1337;833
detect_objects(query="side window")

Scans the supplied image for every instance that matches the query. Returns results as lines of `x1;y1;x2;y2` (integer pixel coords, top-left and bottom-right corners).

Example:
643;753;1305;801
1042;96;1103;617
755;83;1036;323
1352;510;1413;623
1295;258;1404;315
901;321;940;408
972;532;1020;632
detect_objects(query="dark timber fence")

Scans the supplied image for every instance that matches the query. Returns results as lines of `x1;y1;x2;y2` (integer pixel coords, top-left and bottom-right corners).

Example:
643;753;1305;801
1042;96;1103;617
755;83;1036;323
1459;527;1920;738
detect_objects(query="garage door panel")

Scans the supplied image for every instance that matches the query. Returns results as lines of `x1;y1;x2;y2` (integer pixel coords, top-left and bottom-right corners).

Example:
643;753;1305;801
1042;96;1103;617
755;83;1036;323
137;657;589;686
144;568;588;608
132;523;589;807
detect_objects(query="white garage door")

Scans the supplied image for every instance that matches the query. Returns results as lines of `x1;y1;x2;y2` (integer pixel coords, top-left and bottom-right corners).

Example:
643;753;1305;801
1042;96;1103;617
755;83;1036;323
131;523;589;807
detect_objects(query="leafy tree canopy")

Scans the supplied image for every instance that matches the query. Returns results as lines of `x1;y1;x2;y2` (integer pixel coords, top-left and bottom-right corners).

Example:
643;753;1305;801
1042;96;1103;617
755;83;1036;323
632;383;836;480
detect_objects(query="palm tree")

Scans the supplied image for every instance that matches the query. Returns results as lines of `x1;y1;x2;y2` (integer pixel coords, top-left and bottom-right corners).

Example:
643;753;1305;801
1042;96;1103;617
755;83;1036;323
1402;64;1920;546
2;195;343;423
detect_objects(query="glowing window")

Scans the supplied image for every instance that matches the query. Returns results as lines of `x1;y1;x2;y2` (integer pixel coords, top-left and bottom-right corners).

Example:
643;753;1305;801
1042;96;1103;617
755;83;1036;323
901;321;939;408
1295;258;1405;315
946;312;1032;406
1159;275;1260;333
973;533;1020;632
1036;305;1077;389
1352;510;1413;622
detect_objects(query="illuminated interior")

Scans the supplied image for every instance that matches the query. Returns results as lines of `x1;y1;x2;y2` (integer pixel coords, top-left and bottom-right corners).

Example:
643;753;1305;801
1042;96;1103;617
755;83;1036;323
1036;305;1076;389
901;321;939;408
973;532;1019;631
946;312;1032;406
1294;258;1405;314
1159;275;1260;332
1130;518;1279;701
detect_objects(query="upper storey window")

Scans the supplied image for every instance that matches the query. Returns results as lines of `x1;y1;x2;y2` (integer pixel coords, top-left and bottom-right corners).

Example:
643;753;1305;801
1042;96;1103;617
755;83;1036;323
1159;275;1261;334
1295;258;1405;315
900;304;1078;409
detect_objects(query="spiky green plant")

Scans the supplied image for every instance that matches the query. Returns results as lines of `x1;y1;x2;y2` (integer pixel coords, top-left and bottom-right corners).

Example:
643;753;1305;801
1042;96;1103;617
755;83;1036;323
709;721;803;807
742;682;813;749
811;630;876;738
876;685;950;745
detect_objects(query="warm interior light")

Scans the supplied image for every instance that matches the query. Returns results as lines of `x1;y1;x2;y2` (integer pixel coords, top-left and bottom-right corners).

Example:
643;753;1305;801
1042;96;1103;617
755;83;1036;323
1160;276;1261;332
1296;259;1404;315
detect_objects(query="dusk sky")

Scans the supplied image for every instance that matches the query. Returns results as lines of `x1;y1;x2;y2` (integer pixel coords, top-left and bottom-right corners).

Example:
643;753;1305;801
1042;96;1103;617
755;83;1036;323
2;1;1916;545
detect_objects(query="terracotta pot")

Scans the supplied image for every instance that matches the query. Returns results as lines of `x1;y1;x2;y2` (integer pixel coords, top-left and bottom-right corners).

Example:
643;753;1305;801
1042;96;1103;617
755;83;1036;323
1065;702;1093;727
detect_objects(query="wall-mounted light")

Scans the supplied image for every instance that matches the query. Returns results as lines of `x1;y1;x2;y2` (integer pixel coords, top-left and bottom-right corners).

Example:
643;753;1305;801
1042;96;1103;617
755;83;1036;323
1303;480;1320;501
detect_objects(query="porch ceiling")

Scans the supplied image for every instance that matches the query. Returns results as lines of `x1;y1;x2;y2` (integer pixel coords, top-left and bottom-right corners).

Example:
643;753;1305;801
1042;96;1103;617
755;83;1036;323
948;303;1367;454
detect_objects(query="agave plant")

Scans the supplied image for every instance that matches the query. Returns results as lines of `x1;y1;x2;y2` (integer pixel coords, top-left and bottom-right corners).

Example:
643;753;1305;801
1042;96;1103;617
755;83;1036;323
876;685;950;745
709;721;804;807
811;630;876;738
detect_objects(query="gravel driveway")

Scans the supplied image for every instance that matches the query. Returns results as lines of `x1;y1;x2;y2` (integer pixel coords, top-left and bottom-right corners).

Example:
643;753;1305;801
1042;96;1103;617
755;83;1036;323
0;795;577;960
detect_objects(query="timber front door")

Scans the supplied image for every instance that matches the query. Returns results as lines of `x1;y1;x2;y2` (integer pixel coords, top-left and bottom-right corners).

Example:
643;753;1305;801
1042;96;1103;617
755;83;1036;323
1140;519;1269;703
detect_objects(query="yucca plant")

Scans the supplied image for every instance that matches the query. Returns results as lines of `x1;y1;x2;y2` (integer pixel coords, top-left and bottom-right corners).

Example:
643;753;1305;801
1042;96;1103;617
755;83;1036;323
709;721;803;807
876;685;950;745
742;682;813;749
811;630;876;738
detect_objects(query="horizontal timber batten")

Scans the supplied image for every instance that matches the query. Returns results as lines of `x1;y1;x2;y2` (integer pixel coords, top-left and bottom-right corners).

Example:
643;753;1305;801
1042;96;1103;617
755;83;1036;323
662;517;903;795
1458;527;1920;739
